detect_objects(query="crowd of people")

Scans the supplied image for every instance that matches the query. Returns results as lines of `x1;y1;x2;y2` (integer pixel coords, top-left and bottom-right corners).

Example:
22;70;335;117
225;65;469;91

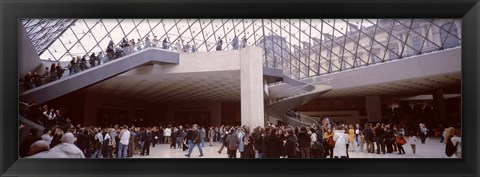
21;34;250;92
20;101;73;131
19;115;462;159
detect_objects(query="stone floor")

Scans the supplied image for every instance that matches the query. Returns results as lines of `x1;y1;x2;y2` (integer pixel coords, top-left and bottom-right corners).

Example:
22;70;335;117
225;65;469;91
131;137;456;159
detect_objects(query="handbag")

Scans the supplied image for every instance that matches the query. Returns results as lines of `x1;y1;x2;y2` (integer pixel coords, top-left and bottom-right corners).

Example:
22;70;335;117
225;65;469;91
396;137;407;145
326;138;336;148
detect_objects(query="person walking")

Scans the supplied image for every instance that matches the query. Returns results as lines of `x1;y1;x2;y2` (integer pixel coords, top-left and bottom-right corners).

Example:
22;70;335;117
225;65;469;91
185;124;204;157
208;127;215;146
408;131;417;156
226;129;239;158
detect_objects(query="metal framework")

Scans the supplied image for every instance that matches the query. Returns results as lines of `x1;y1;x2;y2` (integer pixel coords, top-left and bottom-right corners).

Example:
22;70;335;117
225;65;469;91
22;19;461;79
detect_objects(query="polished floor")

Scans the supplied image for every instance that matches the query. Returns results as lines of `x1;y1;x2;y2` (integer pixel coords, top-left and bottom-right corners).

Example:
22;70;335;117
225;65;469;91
131;137;456;159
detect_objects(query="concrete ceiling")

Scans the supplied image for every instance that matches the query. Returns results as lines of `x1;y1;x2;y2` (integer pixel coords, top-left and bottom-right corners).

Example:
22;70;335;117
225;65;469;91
83;70;241;103
319;72;461;98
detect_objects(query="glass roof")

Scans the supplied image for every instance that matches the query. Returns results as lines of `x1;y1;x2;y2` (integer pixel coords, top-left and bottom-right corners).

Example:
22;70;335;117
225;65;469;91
22;19;77;55
22;19;461;79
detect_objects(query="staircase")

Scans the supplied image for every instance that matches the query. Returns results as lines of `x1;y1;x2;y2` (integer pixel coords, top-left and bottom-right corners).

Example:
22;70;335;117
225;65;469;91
265;77;332;126
20;48;179;104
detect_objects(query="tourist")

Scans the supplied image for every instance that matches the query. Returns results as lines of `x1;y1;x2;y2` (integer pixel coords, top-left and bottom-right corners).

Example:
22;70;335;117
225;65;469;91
162;38;169;49
208;127;215;146
252;127;263;158
241;36;247;48
450;128;461;158
136;39;143;51
297;126;310;158
375;123;386;154
50;127;64;148
232;35;238;50
408;131;417;156
185;124;203;157
102;128;114;158
395;131;406;155
152;35;159;47
364;123;374;153
200;126;206;147
127;127;136;157
170;127;178;149
163;126;172;144
323;127;334;158
49;133;85;158
267;128;283;158
144;35;151;48
140;128;152;156
348;125;355;151
89;53;96;68
418;123;428;144
117;125;130;158
41;128;52;145
26;140;68;158
19;128;41;158
333;126;348;158
92;128;103;158
283;129;298;158
226;129;239;158
216;37;223;51
175;40;181;52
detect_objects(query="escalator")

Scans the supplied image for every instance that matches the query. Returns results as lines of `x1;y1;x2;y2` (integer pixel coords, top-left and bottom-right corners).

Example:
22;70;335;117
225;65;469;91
20;48;179;104
265;77;332;126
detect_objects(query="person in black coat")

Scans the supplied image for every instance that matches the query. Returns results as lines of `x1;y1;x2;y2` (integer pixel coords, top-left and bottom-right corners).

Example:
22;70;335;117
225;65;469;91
141;129;152;156
261;127;271;158
363;124;375;153
252;127;263;158
384;127;395;153
297;127;311;158
282;129;298;158
374;124;386;154
19;128;41;158
267;128;283;158
170;127;177;149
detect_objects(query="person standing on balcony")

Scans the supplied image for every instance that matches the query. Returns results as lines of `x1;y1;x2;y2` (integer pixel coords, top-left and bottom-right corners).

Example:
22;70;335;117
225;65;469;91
152;35;159;48
216;37;223;51
232;35;238;50
162;37;169;49
241;36;247;48
144;35;151;48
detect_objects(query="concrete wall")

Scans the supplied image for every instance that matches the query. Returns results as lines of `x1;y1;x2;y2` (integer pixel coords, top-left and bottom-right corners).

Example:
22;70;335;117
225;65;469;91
19;23;43;77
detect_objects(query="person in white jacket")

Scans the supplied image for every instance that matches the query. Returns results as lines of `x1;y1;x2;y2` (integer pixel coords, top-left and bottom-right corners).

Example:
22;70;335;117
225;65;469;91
333;127;348;158
49;133;85;158
164;127;172;144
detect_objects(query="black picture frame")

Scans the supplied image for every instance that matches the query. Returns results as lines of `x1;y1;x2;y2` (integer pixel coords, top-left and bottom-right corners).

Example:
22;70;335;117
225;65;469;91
1;0;479;176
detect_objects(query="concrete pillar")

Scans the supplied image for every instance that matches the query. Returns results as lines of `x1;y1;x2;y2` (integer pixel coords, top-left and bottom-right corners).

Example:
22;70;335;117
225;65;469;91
366;96;382;122
433;89;446;121
240;46;265;128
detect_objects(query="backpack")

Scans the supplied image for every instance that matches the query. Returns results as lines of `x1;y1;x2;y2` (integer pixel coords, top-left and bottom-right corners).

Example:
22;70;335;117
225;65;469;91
445;139;458;157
